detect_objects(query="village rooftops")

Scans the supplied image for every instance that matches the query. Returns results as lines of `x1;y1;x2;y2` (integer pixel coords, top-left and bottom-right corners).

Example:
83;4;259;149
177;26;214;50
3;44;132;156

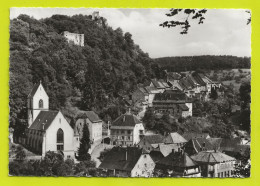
111;113;142;128
183;138;215;155
164;132;188;144
191;151;236;164
182;132;210;141
77;111;102;123
153;90;192;103
156;150;198;169
139;134;165;145
29;110;59;131
99;146;148;171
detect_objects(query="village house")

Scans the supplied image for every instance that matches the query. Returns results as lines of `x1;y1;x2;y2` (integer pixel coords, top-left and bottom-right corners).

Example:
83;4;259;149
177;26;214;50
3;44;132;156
63;31;84;46
155;149;201;177
110;111;145;146
74;111;103;153
25;82;75;159
152;90;193;118
183;138;216;156
191;150;236;177
182;132;210;141
99;146;155;177
164;132;188;147
138;134;165;152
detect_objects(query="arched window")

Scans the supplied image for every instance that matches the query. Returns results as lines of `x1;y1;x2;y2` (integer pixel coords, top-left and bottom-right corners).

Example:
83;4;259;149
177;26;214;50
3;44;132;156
39;99;43;108
57;129;64;151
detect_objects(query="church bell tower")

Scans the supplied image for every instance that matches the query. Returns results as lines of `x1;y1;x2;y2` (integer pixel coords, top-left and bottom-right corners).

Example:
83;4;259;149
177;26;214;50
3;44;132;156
27;81;49;127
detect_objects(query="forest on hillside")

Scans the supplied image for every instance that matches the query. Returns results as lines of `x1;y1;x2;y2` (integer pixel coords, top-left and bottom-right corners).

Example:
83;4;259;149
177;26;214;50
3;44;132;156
154;56;251;72
9;14;161;139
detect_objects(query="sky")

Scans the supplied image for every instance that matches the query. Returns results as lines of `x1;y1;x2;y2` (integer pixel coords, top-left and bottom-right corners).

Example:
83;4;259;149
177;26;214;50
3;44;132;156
10;8;251;58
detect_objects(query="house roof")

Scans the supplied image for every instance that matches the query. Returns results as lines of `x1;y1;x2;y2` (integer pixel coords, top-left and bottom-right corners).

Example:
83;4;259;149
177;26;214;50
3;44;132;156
156;151;198;169
149;150;165;163
138;87;149;96
164;132;187;144
182;132;210;141
112;113;142;127
153;90;191;103
167;72;182;80
140;134;165;145
29;111;59;131
77;111;102;122
99;147;144;171
158;144;179;157
191;151;235;164
28;82;41;98
183;138;214;155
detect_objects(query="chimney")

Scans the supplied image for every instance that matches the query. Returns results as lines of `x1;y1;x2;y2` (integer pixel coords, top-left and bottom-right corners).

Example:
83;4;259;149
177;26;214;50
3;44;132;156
125;148;128;161
172;148;175;154
123;116;126;122
42;123;45;130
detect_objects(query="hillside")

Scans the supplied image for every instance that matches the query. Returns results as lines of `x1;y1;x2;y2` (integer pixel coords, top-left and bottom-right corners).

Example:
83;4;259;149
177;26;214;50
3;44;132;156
154;55;250;72
9;14;160;138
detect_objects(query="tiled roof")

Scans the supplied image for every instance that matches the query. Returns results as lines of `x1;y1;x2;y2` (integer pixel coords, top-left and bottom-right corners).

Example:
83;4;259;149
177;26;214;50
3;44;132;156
149;150;164;163
182;132;210;141
191;151;235;163
158;144;179;157
183;138;214;156
77;111;102;123
167;72;182;80
140;134;165;145
164;132;187;144
153;90;190;103
29;111;59;131
112;113;142;127
28;82;41;98
156;151;198;169
99;147;144;171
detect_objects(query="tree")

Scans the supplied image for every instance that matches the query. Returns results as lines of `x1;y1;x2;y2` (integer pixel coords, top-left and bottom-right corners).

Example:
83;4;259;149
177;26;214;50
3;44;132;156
15;145;26;162
160;9;251;34
77;124;91;161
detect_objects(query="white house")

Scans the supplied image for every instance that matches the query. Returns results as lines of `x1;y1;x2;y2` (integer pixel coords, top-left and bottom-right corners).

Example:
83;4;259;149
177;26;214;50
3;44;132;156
110;111;145;146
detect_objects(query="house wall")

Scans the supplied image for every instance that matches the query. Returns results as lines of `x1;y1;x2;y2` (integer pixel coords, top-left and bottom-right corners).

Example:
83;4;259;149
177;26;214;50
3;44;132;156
213;161;235;177
44;111;75;159
131;154;155;177
185;103;193;117
133;123;145;145
110;128;134;146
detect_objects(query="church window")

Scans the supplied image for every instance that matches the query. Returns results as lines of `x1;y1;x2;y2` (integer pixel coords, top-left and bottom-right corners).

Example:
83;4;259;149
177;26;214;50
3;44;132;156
39;99;43;108
57;129;64;151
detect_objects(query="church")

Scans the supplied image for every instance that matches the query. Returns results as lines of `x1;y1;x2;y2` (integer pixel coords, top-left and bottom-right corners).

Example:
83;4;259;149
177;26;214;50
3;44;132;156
25;82;75;159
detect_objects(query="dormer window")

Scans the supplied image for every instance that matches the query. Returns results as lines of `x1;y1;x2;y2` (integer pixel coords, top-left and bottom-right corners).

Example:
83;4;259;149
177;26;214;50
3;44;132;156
39;99;43;108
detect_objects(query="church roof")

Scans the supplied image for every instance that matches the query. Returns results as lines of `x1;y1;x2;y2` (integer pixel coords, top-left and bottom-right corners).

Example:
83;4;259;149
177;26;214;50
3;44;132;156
28;82;41;98
77;111;102;123
29;111;59;131
112;113;142;127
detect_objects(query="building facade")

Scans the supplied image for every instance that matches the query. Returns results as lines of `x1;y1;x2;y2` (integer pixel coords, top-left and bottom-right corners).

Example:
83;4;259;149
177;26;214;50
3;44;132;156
63;31;84;46
110;112;145;146
26;82;75;159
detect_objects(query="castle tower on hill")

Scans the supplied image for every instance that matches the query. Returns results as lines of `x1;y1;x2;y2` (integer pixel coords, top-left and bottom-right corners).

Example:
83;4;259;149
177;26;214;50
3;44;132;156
63;31;84;47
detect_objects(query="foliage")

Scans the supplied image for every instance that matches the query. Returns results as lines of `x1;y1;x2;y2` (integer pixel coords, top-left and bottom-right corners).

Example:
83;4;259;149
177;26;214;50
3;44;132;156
9;14;158;139
9;151;97;176
14;145;26;162
160;9;207;34
154;56;251;72
77;124;91;161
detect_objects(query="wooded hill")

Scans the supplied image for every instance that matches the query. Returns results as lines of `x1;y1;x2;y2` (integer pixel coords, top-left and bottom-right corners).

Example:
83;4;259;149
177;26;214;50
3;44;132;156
154;55;250;72
9;14;160;138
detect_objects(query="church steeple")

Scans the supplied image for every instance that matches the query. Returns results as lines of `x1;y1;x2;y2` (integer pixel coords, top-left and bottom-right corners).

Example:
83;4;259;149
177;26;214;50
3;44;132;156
27;81;49;127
